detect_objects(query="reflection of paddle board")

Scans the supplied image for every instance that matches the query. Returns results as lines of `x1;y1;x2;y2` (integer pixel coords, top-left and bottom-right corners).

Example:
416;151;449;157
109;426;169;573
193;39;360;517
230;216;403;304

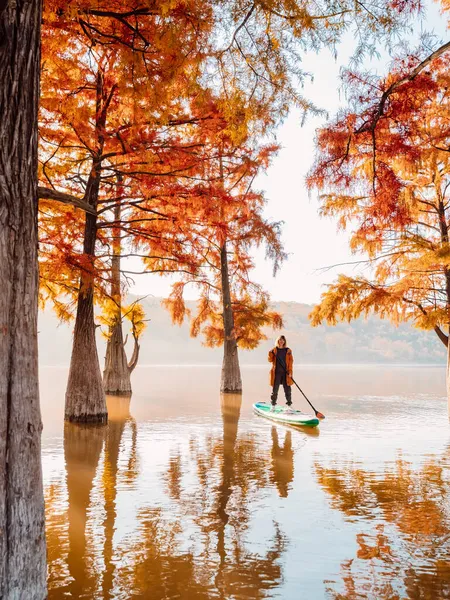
253;402;319;428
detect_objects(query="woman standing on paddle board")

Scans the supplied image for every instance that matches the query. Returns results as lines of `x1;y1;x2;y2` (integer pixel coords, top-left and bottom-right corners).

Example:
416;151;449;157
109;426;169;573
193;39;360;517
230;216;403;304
268;335;294;412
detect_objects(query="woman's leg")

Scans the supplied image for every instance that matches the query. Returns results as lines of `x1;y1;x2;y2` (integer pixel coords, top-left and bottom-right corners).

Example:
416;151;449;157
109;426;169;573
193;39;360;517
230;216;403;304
271;379;281;406
282;379;292;406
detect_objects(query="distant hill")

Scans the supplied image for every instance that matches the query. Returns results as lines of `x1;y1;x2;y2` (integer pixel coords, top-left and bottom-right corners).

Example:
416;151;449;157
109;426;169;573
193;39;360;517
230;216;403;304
38;296;446;366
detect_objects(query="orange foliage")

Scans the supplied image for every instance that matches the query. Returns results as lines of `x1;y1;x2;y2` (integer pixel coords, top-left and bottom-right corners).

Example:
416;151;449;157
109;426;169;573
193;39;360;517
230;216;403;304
37;0;421;345
39;0;212;320
308;48;450;347
157;102;286;349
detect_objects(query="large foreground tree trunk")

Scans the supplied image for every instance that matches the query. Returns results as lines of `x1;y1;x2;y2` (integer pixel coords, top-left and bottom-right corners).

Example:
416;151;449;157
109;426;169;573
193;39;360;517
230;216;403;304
220;242;242;393
0;0;47;597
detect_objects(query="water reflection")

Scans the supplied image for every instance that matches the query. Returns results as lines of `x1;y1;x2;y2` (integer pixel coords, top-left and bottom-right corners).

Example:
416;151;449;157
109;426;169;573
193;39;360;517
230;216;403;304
316;449;450;599
102;395;137;599
62;422;106;599
270;427;294;498
46;393;290;599
42;364;450;598
154;393;288;599
47;396;136;599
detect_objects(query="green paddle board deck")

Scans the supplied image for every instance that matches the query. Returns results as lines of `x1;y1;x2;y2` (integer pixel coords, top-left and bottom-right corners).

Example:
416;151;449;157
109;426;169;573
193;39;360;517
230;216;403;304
253;402;319;428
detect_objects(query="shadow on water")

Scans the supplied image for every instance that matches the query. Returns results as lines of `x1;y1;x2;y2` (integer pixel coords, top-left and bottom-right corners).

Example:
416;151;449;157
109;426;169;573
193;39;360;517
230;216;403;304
316;446;450;599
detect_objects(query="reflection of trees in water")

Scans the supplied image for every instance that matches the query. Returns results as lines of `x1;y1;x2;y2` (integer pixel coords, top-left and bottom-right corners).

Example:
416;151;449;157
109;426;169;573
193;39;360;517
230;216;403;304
115;507;211;599
157;393;288;599
102;395;137;599
45;480;71;595
315;448;450;599
47;422;106;599
113;393;287;599
66;422;106;598
46;395;137;599
47;393;291;598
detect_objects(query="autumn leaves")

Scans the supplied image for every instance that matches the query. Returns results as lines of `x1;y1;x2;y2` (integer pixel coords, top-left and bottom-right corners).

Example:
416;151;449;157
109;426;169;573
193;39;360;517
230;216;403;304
308;31;450;374
36;0;440;416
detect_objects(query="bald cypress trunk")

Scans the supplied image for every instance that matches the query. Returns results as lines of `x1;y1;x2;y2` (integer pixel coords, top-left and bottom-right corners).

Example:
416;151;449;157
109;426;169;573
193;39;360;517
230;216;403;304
65;71;108;423
0;0;47;597
65;172;107;422
447;331;450;406
220;242;242;393
103;197;133;394
103;320;133;395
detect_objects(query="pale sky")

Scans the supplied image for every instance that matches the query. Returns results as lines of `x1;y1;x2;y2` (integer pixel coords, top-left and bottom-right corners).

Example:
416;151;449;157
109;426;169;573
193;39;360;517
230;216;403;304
129;1;449;305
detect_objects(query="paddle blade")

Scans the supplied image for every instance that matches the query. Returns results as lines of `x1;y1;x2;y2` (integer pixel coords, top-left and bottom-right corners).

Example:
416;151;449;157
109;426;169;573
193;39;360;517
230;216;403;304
316;412;325;420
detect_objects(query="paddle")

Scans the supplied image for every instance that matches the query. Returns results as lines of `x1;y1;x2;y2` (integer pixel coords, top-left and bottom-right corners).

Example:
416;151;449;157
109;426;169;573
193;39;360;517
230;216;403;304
274;352;325;420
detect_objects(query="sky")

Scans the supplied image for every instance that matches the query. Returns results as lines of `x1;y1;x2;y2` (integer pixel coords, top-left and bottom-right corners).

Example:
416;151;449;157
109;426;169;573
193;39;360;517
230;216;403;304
128;1;449;305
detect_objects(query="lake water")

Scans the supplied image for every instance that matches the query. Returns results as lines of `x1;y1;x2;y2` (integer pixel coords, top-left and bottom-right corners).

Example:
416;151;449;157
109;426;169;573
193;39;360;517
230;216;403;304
41;364;450;599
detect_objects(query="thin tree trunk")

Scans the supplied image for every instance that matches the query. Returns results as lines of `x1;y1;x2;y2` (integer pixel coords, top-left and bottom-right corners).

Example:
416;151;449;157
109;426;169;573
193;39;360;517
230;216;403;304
0;1;47;597
103;190;132;394
437;195;450;403
65;172;107;422
103;322;132;395
447;328;450;405
220;242;242;393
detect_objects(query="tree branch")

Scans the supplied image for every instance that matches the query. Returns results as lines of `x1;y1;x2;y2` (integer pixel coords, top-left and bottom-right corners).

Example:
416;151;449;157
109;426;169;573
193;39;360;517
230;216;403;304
357;40;450;134
38;186;96;215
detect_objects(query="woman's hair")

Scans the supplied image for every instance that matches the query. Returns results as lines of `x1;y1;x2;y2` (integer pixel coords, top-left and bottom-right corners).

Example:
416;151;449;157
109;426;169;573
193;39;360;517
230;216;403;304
276;335;287;346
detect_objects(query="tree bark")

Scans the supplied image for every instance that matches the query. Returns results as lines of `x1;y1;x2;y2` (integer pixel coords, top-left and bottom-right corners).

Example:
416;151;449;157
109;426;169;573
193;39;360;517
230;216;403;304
103;189;133;395
0;1;47;597
65;171;107;422
103;321;132;395
447;328;450;406
434;325;448;348
220;242;242;393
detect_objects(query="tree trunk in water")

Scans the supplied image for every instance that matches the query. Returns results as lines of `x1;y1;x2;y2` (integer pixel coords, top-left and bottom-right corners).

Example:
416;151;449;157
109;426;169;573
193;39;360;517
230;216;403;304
0;1;47;597
220;242;242;393
103;195;132;394
103;322;132;395
65;174;107;422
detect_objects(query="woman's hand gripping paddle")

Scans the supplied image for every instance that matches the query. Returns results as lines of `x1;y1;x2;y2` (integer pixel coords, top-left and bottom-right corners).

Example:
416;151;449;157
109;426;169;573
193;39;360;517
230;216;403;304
275;354;325;420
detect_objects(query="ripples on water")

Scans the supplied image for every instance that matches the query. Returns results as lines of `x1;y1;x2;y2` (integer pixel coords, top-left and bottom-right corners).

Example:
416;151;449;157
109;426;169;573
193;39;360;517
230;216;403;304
41;365;450;599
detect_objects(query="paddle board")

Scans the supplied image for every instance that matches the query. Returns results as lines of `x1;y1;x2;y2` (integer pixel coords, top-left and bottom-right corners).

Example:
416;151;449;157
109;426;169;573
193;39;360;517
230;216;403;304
253;402;319;427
